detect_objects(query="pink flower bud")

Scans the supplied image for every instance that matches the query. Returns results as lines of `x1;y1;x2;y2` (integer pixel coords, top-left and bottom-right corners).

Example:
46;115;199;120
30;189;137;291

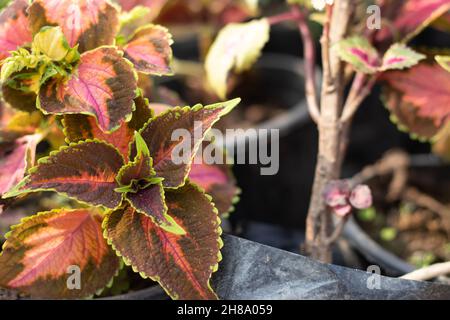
350;184;373;209
332;203;353;217
323;180;351;207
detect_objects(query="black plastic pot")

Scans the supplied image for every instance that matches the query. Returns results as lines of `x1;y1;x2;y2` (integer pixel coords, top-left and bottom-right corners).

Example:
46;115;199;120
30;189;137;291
102;234;450;299
343;154;450;276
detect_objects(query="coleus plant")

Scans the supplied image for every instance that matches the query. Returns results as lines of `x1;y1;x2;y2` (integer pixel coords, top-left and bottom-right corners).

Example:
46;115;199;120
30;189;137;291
0;0;241;299
205;0;450;261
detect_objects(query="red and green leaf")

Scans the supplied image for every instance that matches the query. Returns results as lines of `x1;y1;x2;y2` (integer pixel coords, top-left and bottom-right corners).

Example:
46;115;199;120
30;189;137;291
125;182;185;234
376;0;450;44
116;154;154;187
0;0;32;61
0;209;120;298
28;0;120;53
380;43;426;71
123;24;173;75
104;183;222;300
381;63;450;139
335;37;380;74
189;153;239;217
62;96;153;160
0;134;41;196
38;47;138;133
4;140;125;209
133;98;240;188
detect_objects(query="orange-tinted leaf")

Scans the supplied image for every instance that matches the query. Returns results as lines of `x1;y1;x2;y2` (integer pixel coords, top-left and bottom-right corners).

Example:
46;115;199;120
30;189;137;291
39;47;137;133
104;183;221;300
28;0;119;53
133;99;240;188
376;0;450;44
0;0;32;61
381;63;450;139
0;134;41;196
0;209;120;298
62;96;153;160
123;24;173;75
6;140;124;208
116;154;154;187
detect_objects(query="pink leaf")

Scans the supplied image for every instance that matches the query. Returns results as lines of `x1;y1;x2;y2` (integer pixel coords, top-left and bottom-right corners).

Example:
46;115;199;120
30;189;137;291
0;0;32;60
38;47;137;133
0;134;41;196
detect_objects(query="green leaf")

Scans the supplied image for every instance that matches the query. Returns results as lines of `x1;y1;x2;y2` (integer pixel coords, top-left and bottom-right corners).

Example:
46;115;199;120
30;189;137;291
205;19;270;99
0;208;120;299
104;183;222;300
32;26;71;62
436;55;450;73
133;98;241;188
335;36;380;74
4;140;125;209
380;44;426;71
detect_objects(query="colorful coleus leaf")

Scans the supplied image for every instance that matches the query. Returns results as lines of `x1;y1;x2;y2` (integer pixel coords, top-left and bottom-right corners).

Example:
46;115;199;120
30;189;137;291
335;36;381;74
189;154;239;217
38;46;138;133
375;0;450;44
104;182;222;300
0;133;41;196
31;26;78;62
28;0;120;53
381;63;450;140
62;96;153;160
0;0;32;61
380;43;426;71
123;24;173;75
133;98;241;188
205;18;270;99
0;208;120;298
4;140;125;209
116;0;168;16
436;55;450;73
336;37;425;74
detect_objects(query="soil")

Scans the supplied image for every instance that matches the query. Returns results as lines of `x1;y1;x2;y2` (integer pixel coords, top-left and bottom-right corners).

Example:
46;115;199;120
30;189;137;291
356;166;450;268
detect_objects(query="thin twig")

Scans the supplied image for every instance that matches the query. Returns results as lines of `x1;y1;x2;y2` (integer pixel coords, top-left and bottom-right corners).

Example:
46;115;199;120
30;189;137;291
325;215;349;246
291;5;321;123
341;74;377;123
400;262;450;281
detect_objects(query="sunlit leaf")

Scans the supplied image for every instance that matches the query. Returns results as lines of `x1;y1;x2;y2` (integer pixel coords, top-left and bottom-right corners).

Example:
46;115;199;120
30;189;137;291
62;96;152;160
376;0;450;44
32;26;72;62
335;36;380;74
38;47;137;133
133;98;241;188
104;183;222;300
205;19;270;99
380;43;425;71
381;63;450;140
0;0;32;60
436;55;450;73
29;0;120;53
0;134;41;196
123;24;173;75
0;209;120;298
4;140;125;209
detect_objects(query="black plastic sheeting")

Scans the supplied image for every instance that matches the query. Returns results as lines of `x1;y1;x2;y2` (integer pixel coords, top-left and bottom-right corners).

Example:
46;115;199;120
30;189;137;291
212;235;450;300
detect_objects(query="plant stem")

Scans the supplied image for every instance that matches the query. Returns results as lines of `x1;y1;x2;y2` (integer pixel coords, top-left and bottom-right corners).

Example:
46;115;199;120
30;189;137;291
267;11;299;25
305;0;354;262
